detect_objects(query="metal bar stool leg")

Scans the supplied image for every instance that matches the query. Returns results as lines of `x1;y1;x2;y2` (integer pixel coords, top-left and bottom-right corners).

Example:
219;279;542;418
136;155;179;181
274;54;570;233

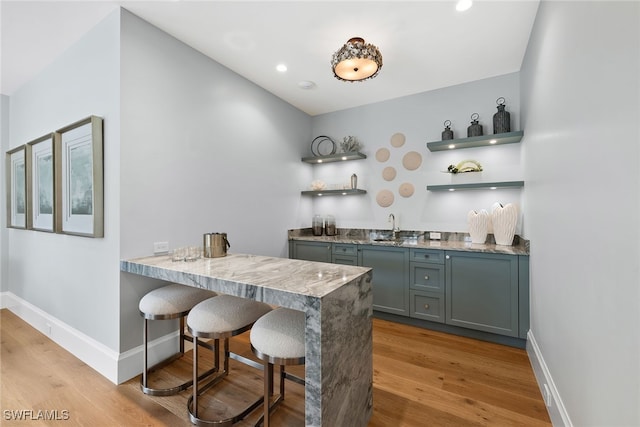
138;284;217;396
186;295;273;426
250;308;306;427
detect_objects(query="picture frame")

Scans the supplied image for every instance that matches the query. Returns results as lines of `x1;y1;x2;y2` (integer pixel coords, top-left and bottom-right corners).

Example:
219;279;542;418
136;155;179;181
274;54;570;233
6;145;28;229
54;116;104;237
26;133;55;232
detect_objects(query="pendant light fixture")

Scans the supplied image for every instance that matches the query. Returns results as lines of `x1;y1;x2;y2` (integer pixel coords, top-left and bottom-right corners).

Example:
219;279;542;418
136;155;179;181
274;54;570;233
331;37;383;82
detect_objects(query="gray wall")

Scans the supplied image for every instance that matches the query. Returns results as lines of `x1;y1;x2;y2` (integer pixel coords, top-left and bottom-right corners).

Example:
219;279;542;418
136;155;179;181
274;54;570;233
521;1;640;425
118;10;312;352
1;94;9;293
310;73;524;233
5;11;121;350
4;7;312;364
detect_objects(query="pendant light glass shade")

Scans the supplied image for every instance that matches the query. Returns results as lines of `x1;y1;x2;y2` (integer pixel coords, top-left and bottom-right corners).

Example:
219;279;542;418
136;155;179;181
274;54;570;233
331;37;383;82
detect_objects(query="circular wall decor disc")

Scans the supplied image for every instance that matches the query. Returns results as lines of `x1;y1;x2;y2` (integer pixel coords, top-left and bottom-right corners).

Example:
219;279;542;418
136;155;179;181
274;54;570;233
375;148;390;162
390;132;406;148
399;182;415;198
382;166;397;181
376;189;394;207
402;151;422;171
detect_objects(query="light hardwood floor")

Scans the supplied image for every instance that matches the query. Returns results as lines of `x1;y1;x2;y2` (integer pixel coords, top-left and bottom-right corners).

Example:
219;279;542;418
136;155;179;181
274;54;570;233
0;309;550;426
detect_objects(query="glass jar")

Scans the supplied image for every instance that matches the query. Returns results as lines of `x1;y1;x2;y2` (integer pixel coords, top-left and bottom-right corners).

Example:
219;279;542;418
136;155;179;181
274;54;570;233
325;215;336;236
312;215;324;236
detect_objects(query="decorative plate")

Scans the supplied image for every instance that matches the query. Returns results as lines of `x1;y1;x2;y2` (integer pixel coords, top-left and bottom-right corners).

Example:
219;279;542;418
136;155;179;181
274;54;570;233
399;183;414;198
376;189;394;207
382;166;397;181
390;132;406;148
311;136;336;157
375;148;390;162
402;151;422;171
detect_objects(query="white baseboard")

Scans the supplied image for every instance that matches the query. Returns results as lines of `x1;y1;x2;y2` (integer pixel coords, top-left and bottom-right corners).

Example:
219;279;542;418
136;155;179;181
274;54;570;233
1;291;179;385
527;330;573;426
117;329;180;384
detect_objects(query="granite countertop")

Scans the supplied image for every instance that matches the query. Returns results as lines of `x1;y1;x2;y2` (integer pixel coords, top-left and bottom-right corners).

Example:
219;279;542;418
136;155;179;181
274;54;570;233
121;253;372;299
288;228;530;256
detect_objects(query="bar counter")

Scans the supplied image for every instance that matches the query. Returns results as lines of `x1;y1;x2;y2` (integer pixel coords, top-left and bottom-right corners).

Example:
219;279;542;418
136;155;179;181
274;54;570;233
121;253;373;427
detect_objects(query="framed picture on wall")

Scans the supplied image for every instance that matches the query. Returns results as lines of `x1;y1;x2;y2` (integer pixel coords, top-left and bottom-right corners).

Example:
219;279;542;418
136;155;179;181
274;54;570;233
54;116;104;237
26;133;55;232
6;145;28;229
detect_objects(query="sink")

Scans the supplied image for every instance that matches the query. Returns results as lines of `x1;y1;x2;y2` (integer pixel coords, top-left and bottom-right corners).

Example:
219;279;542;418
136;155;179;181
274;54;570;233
371;235;421;246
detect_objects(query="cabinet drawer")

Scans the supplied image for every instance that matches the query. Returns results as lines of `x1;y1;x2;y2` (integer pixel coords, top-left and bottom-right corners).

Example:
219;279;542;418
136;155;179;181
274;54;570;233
291;241;331;263
410;291;444;323
332;254;358;266
410;263;444;292
410;248;444;264
332;244;358;257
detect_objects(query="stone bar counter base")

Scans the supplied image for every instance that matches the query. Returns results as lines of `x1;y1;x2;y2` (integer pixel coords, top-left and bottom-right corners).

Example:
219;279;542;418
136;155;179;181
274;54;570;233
121;254;373;427
288;228;530;256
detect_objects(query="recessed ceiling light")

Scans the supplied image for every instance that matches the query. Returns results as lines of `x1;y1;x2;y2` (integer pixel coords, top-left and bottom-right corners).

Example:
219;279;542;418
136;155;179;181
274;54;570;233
276;64;287;72
448;144;455;149
456;0;473;12
489;139;497;144
298;81;316;90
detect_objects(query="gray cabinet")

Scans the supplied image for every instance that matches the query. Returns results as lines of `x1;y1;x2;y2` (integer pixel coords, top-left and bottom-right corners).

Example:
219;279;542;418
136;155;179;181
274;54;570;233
358;245;410;316
409;248;445;323
290;239;530;341
289;240;332;263
445;251;520;337
332;243;358;265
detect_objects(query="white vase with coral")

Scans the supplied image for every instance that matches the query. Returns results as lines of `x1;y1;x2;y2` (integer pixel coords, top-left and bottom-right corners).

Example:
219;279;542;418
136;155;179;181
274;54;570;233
491;203;518;246
467;209;490;244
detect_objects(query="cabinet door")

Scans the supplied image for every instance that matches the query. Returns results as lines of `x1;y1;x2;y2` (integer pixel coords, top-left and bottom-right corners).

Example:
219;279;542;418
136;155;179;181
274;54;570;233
409;263;444;292
445;251;519;337
358;245;409;316
410;290;444;323
291;241;332;263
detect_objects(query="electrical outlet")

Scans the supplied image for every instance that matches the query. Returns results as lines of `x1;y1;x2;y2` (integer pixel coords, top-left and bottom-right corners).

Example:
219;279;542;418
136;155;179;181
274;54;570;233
542;383;552;407
46;323;52;336
153;241;169;254
429;232;441;240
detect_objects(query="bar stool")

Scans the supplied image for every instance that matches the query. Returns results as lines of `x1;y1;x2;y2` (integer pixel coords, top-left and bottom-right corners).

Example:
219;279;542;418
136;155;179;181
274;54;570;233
187;295;273;426
250;308;306;427
139;283;217;396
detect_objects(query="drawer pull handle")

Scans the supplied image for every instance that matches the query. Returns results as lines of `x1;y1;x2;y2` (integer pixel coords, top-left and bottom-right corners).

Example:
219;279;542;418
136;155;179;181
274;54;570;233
424;254;429;258
424;275;429;280
342;248;347;252
424;304;430;310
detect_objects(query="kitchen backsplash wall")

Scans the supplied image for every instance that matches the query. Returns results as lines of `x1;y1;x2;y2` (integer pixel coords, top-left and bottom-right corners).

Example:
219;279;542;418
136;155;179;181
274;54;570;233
309;73;524;236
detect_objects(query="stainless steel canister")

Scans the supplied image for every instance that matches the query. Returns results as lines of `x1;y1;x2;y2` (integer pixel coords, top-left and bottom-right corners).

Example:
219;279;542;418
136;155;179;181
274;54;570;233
203;232;230;258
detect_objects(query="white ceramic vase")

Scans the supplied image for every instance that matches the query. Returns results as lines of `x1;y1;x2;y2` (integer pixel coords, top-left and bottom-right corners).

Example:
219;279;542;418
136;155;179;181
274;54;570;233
467;209;489;244
491;203;518;246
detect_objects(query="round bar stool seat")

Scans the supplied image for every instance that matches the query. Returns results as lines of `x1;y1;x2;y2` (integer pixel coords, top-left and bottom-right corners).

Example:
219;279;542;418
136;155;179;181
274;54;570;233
187;295;272;426
139;283;217;396
250;308;306;427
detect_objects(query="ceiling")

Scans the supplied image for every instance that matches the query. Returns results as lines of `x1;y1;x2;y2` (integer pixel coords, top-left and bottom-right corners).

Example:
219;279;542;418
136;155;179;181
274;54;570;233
1;0;540;116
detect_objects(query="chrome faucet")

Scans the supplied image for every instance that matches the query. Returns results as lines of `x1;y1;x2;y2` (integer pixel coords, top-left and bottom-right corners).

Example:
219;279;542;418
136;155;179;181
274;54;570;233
388;213;400;238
